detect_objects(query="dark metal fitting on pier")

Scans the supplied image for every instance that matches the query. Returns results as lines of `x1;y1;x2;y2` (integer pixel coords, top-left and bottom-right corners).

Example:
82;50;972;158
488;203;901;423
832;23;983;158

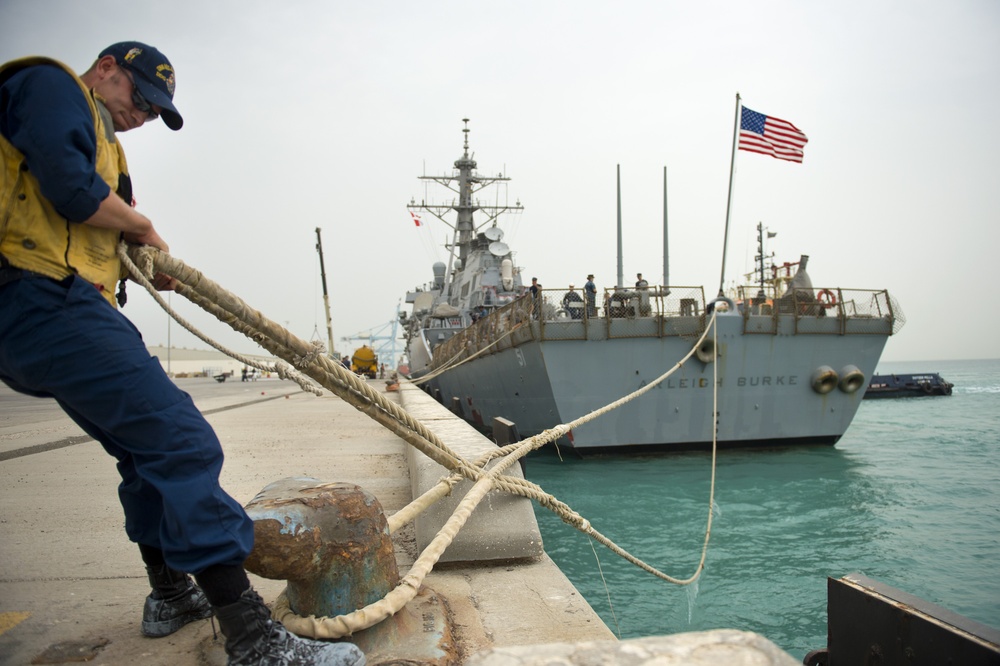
244;477;458;663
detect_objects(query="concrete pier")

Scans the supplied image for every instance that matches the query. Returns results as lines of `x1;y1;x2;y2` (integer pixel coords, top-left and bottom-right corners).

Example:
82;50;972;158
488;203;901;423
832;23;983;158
0;375;797;664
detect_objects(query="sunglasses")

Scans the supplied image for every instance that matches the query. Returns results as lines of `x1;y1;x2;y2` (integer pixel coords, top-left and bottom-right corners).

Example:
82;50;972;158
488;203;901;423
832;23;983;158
120;65;159;121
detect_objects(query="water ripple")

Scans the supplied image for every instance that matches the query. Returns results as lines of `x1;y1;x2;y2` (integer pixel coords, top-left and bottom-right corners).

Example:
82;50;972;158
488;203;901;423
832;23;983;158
527;358;1000;659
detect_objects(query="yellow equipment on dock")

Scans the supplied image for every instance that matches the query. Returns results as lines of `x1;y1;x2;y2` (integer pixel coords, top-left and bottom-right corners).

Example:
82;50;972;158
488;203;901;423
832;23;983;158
351;345;378;378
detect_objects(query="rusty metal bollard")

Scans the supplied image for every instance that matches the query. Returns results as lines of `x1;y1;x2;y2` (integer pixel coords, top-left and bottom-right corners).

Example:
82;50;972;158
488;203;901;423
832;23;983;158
243;477;399;618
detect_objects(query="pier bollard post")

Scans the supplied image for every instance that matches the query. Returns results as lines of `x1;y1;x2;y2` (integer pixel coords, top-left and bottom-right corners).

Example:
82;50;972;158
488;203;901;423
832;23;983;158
491;417;520;446
242;477;458;662
243;477;399;618
492;417;525;474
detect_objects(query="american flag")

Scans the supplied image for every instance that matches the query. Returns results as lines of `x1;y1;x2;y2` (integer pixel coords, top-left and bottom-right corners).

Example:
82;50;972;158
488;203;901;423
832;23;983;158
738;107;808;163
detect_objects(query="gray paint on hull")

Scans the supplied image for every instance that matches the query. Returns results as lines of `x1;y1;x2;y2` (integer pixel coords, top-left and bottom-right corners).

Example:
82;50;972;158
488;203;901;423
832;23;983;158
420;315;889;449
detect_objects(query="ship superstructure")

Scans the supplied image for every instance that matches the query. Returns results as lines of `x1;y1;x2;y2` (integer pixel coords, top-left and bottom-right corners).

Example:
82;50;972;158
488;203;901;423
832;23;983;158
401;119;524;377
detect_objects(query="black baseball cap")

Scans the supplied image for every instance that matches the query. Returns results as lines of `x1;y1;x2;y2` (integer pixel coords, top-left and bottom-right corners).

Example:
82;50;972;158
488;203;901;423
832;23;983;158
99;41;182;130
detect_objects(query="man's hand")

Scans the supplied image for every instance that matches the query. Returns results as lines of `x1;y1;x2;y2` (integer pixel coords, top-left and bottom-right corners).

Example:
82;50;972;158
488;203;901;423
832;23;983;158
150;272;176;291
124;226;169;253
86;193;175;290
86;193;170;253
129;230;175;290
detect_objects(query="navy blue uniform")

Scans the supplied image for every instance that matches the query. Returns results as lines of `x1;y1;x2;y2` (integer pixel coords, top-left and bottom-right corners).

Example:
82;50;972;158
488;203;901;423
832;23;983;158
0;64;253;574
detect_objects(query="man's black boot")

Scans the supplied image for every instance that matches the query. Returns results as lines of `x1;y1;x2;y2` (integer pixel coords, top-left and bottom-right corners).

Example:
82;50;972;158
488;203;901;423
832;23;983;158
214;587;365;666
141;564;214;637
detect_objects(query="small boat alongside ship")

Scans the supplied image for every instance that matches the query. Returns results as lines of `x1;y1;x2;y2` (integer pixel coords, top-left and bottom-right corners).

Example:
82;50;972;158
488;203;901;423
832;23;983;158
401;121;905;452
864;373;954;399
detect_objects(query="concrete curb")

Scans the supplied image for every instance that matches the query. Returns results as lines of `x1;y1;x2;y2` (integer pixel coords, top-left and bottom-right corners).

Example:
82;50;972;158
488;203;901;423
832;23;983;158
399;381;544;563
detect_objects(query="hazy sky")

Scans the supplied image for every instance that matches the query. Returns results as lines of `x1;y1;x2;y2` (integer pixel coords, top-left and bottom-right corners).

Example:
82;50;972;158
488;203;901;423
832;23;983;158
2;1;997;364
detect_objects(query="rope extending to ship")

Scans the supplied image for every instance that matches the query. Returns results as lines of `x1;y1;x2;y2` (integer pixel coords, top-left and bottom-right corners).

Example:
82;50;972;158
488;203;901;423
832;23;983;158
120;242;721;639
405;319;527;385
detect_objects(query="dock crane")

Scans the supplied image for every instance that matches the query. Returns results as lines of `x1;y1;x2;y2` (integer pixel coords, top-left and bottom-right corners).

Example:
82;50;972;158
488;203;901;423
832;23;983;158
314;227;336;358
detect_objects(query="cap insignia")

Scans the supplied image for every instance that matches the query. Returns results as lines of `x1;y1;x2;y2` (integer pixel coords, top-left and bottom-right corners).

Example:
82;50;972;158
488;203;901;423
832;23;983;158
156;64;176;96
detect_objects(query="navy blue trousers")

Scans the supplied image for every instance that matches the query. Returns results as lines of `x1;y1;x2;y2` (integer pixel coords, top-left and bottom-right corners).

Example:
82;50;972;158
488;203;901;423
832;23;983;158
0;273;254;573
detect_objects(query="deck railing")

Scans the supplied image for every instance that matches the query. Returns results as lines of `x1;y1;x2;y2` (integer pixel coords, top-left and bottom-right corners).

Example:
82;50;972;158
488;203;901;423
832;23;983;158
430;285;902;370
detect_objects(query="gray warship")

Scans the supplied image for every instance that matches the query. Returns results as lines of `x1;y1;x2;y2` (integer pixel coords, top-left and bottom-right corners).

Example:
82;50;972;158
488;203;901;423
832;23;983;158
401;121;904;451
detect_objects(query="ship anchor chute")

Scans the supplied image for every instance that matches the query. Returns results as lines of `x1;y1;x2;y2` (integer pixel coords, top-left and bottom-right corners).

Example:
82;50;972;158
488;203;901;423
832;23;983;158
696;338;717;364
838;365;865;393
811;366;839;394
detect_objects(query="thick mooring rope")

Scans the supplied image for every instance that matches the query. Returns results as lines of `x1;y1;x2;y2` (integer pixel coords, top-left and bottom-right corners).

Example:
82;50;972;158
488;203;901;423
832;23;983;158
119;245;325;396
121;243;721;638
410;318;528;385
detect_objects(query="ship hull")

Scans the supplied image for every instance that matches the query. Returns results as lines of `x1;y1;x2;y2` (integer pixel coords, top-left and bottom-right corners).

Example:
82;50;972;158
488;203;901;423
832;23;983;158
419;313;891;451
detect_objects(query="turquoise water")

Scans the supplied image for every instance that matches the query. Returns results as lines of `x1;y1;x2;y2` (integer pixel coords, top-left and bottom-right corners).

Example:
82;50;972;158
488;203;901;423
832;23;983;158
525;358;1000;659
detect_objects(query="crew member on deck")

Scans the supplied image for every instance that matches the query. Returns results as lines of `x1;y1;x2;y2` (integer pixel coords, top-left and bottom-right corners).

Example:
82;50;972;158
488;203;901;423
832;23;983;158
635;272;651;316
562;284;583;319
585;274;597;317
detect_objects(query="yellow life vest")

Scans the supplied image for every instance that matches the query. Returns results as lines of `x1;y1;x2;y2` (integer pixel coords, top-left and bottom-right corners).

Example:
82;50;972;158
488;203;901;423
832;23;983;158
0;56;130;307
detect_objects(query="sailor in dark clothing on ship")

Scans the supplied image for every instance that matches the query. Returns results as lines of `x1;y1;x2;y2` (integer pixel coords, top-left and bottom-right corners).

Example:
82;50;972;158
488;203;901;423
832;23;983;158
0;43;363;666
584;274;597;317
562;284;584;319
529;276;541;297
529;276;542;318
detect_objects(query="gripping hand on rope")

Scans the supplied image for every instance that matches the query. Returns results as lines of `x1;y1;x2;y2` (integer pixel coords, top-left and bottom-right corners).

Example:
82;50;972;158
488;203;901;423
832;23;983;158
125;236;176;291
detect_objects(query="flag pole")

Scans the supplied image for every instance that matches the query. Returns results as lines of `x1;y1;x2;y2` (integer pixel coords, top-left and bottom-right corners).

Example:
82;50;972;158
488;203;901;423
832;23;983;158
616;164;623;289
662;166;669;288
718;92;742;297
